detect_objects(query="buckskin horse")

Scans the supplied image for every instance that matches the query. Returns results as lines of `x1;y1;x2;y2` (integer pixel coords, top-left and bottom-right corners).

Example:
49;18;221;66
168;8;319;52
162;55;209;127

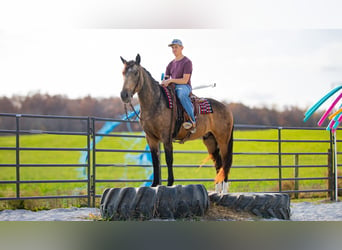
120;54;234;193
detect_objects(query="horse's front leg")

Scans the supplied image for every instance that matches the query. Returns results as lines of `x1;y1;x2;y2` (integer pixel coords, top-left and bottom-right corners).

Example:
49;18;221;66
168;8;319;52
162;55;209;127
163;141;174;186
150;147;161;187
147;137;161;187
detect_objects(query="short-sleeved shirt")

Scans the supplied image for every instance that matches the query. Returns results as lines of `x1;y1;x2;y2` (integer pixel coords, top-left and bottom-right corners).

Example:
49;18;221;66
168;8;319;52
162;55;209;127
165;56;192;86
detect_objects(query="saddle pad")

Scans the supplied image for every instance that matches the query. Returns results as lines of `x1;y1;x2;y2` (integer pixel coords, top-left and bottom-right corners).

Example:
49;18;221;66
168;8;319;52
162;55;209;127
196;98;213;114
161;86;213;114
161;86;173;109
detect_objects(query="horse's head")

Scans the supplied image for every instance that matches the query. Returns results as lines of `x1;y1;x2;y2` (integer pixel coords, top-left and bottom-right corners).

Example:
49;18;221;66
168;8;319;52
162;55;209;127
120;54;143;103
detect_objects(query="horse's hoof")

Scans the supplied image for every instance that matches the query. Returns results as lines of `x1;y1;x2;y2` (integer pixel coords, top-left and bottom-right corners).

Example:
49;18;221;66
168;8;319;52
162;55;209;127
215;182;223;193
215;181;229;194
222;181;229;194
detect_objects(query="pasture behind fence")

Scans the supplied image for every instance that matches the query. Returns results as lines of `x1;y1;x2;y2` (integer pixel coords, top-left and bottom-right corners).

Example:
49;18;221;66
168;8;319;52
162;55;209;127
0;113;341;207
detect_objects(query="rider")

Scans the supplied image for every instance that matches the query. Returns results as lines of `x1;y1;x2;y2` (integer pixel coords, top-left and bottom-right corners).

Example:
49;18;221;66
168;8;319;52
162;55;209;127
161;39;196;132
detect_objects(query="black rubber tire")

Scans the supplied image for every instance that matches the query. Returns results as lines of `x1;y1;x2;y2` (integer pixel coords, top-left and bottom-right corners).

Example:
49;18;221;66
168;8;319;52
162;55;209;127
100;184;209;220
209;192;291;220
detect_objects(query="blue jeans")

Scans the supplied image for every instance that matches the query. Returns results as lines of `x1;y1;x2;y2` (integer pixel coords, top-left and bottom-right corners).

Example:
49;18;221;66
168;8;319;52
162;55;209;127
175;84;196;122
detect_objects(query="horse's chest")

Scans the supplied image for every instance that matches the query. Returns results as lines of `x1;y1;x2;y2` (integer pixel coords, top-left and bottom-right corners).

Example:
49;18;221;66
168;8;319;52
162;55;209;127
141;119;164;139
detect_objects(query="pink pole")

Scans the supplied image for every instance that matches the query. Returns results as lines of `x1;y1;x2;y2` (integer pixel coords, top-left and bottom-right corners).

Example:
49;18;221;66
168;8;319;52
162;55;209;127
329;120;336;130
318;93;342;126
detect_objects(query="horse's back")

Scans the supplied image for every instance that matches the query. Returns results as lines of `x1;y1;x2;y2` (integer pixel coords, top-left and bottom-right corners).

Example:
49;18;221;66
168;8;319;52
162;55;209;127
206;97;233;119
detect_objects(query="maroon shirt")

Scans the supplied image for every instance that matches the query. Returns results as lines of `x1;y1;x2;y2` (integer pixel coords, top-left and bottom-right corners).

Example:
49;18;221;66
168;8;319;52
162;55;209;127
165;56;192;86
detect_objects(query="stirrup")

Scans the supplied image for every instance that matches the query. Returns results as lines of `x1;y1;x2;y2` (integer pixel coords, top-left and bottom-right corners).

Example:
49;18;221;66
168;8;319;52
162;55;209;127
190;122;196;133
182;122;193;130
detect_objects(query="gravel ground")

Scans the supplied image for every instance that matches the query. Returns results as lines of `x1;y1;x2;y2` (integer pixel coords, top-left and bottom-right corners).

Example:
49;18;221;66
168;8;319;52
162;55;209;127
289;201;342;221
1;201;342;221
0;207;99;221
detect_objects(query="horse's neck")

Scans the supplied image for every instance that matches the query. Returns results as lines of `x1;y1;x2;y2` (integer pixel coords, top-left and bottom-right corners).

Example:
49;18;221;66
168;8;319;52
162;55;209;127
138;69;162;113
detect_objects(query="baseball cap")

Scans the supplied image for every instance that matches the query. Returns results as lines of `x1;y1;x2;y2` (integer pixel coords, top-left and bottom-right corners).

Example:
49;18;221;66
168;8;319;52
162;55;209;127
168;39;183;47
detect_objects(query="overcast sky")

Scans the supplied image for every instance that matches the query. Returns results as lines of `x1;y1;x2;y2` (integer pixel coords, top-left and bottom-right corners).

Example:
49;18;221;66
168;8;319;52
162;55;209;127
1;0;342;110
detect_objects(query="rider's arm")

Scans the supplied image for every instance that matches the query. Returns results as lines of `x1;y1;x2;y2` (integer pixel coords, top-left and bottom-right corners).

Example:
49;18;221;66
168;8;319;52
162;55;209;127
165;74;190;85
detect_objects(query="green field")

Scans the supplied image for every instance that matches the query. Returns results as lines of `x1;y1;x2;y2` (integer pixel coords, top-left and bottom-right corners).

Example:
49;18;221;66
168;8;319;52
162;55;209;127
0;128;341;209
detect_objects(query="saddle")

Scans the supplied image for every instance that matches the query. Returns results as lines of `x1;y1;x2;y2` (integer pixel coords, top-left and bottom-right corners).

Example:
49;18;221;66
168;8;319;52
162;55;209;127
161;85;213;139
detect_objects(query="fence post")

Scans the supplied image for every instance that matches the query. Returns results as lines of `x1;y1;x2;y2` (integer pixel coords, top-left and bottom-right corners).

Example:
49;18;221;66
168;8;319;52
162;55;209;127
294;154;299;199
158;142;162;185
332;131;338;201
87;117;91;207
91;118;96;207
328;148;333;200
329;130;338;201
15;114;21;199
278;127;282;192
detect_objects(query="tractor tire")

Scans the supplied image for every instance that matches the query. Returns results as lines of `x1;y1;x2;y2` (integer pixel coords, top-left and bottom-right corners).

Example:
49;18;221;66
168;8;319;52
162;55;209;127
100;184;209;220
209;192;291;220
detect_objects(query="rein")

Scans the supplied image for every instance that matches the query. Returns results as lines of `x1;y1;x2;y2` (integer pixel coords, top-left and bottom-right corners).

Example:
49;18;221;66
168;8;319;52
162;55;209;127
124;102;141;121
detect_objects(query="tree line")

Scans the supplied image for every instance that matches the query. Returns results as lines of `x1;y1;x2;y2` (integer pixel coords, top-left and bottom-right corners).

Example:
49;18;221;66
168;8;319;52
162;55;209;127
0;93;324;132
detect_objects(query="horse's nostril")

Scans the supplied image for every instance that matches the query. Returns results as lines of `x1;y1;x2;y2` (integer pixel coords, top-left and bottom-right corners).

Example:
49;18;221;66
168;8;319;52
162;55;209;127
120;90;131;102
120;91;127;100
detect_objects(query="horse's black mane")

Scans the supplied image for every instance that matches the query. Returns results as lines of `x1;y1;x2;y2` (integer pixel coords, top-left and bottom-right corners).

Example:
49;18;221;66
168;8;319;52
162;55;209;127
142;67;160;86
124;59;160;87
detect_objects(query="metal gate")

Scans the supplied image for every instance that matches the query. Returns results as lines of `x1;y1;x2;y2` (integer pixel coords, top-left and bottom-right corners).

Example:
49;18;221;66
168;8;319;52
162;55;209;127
0;113;340;207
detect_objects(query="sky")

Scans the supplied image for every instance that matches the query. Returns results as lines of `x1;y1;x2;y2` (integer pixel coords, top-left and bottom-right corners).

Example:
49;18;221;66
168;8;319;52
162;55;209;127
1;0;342;110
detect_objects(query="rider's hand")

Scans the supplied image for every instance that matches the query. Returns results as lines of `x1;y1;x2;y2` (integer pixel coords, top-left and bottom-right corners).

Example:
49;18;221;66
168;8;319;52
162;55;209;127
161;79;170;87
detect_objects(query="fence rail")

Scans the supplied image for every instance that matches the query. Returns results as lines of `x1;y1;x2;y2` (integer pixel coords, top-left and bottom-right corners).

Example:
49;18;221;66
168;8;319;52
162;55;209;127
0;113;341;207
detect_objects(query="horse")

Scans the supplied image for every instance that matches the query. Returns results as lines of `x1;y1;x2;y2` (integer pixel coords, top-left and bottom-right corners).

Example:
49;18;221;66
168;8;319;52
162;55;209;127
120;54;234;193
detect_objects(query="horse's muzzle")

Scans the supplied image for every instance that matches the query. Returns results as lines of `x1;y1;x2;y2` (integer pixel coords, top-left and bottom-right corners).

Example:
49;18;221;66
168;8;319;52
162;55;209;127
120;90;132;103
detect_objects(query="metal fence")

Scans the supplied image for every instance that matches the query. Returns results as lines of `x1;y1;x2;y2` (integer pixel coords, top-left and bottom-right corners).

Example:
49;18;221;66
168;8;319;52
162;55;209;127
0;113;341;207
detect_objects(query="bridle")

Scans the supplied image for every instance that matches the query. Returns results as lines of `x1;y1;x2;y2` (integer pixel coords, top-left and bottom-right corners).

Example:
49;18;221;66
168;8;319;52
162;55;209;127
124;102;141;121
121;56;174;140
123;64;143;121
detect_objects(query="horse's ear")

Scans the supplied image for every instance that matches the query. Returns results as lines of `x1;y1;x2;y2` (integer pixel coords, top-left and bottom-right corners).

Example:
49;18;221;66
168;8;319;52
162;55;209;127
136;54;141;65
120;56;127;64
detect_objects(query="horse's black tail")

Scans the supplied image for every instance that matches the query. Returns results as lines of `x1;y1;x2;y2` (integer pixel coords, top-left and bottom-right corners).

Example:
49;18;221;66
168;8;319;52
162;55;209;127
227;125;234;171
215;125;234;183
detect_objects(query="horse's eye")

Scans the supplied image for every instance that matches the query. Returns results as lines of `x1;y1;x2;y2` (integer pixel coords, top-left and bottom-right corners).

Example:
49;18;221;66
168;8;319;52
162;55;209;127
134;70;139;76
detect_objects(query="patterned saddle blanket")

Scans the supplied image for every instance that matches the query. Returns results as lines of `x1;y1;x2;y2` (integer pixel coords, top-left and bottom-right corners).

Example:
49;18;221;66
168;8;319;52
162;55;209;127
161;86;213;115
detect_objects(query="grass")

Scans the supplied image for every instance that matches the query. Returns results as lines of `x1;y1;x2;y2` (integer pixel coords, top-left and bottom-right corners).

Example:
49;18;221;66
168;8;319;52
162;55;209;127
0;128;341;210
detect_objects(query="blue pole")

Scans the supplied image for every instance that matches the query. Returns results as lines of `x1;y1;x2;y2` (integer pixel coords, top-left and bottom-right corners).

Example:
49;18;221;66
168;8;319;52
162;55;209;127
304;85;342;122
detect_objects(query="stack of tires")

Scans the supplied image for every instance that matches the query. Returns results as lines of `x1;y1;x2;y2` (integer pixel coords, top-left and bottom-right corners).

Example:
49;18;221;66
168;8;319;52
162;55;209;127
100;185;291;220
100;184;209;220
209;192;291;220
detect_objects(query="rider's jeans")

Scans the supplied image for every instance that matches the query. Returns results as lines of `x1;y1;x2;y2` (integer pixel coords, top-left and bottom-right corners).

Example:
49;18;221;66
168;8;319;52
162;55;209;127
175;84;196;122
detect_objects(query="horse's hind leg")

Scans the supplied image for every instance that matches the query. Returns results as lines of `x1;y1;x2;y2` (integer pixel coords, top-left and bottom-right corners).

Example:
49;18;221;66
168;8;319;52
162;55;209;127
202;133;221;171
214;126;234;193
202;133;223;192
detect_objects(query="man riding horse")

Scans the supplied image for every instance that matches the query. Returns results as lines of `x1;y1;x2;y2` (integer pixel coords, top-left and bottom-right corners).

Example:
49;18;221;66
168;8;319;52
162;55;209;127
161;39;196;133
120;47;234;193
